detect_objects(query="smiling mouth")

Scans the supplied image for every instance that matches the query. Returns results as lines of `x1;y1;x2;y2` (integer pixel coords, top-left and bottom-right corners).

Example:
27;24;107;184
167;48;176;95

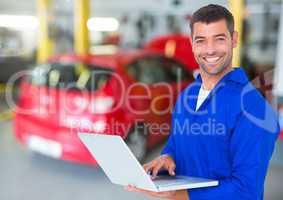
203;56;221;63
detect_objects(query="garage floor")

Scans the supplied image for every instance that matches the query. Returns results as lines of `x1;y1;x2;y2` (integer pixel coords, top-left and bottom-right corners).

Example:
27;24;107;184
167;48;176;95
0;120;158;200
1;119;283;200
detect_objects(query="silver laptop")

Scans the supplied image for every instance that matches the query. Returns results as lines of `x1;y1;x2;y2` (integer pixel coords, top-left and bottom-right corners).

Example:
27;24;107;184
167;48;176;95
78;133;218;192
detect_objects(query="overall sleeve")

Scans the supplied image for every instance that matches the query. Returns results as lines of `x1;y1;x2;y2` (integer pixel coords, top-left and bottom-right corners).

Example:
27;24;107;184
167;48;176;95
188;107;280;200
160;108;177;161
160;95;182;161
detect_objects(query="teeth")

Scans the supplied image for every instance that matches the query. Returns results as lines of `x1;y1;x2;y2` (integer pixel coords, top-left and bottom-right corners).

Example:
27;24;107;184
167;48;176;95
205;57;220;63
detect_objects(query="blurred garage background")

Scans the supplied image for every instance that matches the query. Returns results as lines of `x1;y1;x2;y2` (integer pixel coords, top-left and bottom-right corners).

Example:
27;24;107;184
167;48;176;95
1;0;283;200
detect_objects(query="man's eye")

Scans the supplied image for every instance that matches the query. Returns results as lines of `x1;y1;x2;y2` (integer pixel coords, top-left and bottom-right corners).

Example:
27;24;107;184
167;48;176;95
195;40;204;44
216;37;225;41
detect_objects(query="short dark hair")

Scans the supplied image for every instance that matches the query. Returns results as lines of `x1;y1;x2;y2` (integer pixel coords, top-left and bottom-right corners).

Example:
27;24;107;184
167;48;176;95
190;4;235;35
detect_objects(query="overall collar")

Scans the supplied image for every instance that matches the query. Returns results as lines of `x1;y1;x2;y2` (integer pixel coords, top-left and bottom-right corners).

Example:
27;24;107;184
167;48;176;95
195;67;249;86
192;68;249;113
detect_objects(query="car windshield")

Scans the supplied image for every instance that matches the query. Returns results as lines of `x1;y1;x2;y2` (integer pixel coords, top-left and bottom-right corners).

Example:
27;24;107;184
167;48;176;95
126;56;194;84
28;62;113;91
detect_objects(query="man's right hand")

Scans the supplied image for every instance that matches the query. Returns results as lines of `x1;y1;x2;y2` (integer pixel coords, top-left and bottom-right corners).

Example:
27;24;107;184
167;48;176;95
143;154;176;179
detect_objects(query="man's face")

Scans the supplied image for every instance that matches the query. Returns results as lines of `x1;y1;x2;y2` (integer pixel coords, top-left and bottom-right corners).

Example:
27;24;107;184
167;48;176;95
191;19;238;75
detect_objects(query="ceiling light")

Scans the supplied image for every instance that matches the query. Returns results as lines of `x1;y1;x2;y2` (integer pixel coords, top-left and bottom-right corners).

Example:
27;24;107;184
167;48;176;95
87;17;119;32
0;15;39;30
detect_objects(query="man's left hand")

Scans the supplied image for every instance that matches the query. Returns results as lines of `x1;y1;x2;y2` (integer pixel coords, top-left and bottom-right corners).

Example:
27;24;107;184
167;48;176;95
125;185;189;200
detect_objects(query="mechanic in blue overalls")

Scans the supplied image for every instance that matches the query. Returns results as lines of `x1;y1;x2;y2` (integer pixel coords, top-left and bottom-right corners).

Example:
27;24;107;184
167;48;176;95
126;4;280;200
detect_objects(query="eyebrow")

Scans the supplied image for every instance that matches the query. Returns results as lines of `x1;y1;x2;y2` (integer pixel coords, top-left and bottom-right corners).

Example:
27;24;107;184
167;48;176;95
214;34;227;38
193;36;205;40
193;34;227;41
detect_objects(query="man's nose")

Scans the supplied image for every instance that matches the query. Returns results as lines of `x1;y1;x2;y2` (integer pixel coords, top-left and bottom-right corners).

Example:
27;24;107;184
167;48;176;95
205;40;216;55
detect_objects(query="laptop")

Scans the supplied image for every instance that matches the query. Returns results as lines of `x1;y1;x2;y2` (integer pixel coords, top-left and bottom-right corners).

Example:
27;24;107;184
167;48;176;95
78;133;219;192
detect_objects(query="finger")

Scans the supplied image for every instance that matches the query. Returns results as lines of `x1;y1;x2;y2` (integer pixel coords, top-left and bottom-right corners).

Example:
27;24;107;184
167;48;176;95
127;186;155;195
143;163;151;173
168;164;176;176
125;184;136;191
135;189;160;197
128;186;139;192
152;161;164;178
138;190;174;198
143;161;157;174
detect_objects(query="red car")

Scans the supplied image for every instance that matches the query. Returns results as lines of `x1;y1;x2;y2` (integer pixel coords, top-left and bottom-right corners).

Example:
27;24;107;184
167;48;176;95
14;34;198;165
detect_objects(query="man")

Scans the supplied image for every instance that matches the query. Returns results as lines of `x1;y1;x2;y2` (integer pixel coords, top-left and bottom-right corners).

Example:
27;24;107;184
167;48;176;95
126;4;280;200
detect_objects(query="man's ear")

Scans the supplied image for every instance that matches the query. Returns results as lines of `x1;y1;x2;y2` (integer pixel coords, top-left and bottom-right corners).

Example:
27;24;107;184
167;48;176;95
232;31;238;48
